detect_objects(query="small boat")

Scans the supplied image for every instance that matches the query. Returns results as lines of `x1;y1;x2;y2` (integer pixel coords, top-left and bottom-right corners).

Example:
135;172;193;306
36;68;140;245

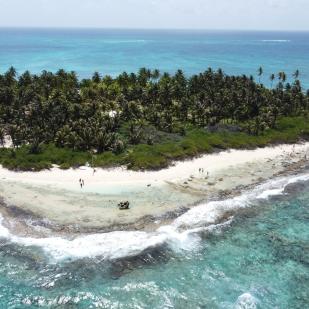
118;201;130;210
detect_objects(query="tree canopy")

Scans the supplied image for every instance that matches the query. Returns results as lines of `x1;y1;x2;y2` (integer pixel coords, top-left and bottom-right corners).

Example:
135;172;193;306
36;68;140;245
0;67;308;156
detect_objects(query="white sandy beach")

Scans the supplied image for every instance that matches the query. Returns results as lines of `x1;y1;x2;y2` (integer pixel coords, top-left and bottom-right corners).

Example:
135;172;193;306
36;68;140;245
0;143;309;232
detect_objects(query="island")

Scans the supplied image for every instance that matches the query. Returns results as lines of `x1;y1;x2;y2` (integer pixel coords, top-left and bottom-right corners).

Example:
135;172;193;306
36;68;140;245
0;67;308;235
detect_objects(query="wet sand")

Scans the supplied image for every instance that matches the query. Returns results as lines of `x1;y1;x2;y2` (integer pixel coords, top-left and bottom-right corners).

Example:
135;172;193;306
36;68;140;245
0;143;308;234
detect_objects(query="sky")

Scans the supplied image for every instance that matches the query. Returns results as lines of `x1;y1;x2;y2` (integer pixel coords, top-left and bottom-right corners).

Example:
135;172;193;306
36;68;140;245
0;0;309;31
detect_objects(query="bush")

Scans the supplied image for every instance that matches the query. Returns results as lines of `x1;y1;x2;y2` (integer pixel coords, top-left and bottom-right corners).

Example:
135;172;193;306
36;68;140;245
1;116;309;171
112;137;126;154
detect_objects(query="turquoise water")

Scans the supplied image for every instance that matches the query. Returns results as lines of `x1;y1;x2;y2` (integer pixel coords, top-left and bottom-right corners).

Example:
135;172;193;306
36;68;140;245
0;174;308;308
1;29;309;88
1;28;309;307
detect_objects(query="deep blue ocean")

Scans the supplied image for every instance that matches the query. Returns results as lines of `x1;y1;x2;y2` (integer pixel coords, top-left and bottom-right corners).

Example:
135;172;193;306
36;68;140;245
0;28;309;89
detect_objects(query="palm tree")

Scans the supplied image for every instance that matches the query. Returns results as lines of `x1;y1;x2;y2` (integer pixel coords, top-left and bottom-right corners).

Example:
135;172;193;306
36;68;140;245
0;126;5;147
217;68;224;78
282;72;287;84
4;66;17;86
293;69;300;80
128;121;143;144
151;69;160;80
0;65;308;162
95;130;114;153
92;72;101;83
270;74;275;88
279;72;287;83
258;67;263;84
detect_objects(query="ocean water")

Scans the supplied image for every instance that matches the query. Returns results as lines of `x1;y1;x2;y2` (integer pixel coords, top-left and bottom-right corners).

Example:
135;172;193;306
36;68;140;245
0;28;309;89
1;29;309;308
0;173;308;308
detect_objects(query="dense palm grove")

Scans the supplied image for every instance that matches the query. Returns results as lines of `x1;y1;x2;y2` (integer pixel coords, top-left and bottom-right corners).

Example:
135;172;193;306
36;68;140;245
0;67;308;154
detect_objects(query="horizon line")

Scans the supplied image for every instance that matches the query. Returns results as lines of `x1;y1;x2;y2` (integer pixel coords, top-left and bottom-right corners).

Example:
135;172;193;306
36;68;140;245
0;26;309;33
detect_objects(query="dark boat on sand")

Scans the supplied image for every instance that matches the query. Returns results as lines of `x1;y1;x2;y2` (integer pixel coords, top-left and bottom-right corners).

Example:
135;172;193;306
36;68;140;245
118;201;130;210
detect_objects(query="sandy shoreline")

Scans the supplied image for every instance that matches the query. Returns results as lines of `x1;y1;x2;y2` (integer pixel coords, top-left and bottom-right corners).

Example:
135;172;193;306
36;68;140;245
0;143;309;235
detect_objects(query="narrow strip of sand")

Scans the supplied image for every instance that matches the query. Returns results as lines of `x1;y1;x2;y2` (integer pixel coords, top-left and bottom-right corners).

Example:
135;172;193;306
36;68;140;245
0;143;308;233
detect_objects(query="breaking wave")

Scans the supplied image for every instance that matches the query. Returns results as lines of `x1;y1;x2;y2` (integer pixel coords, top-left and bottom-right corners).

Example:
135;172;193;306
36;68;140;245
102;39;148;44
261;39;291;43
235;293;258;309
0;173;308;263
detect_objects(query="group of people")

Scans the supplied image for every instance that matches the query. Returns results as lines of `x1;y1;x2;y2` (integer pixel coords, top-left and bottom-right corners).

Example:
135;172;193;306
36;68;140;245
198;168;209;176
79;178;85;188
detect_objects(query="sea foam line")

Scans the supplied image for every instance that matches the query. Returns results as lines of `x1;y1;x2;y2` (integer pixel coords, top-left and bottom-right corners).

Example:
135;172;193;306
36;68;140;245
0;172;308;262
260;39;291;43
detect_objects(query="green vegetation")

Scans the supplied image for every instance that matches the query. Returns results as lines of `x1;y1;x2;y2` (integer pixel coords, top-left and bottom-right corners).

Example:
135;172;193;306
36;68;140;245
0;67;308;171
0;116;308;171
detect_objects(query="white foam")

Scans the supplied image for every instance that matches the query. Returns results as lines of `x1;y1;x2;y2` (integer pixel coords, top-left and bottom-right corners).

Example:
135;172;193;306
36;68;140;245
257;188;285;199
173;195;248;229
256;173;309;199
261;39;291;43
287;173;309;184
0;214;204;262
234;293;258;309
173;172;309;230
0;172;308;262
0;221;166;261
103;39;147;44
